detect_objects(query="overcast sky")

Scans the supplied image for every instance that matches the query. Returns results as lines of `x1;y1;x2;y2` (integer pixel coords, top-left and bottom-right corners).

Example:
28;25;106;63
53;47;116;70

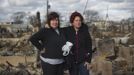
0;0;134;22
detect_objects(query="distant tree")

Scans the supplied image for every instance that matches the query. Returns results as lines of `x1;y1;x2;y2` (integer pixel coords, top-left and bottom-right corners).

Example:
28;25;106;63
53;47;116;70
28;11;42;28
28;15;36;26
84;10;99;22
120;19;130;33
11;12;26;24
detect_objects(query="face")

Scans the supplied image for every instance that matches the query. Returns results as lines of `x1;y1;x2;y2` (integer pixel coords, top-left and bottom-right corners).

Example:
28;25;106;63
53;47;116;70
72;16;81;29
50;18;59;29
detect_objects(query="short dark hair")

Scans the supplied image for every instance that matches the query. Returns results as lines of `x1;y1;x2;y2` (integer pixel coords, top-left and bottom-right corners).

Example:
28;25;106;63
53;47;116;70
47;12;60;27
70;11;84;23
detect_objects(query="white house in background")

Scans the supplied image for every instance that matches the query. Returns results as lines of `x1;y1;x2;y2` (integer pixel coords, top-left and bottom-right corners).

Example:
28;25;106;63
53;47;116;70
0;22;13;25
0;21;33;33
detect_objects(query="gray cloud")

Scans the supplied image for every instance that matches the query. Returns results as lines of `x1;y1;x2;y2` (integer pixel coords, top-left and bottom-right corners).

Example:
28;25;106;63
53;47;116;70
0;0;133;21
126;0;134;2
100;0;125;3
50;0;80;4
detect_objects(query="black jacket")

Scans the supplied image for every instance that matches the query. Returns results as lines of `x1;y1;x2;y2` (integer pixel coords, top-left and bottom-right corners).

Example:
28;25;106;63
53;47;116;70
63;24;92;63
29;28;66;59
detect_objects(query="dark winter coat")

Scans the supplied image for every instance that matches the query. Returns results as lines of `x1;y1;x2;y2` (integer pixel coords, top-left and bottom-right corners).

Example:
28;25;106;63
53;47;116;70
63;24;92;64
29;27;66;59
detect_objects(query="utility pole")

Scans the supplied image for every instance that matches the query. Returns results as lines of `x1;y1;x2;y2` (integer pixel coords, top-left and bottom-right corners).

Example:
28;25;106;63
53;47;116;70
46;0;50;21
36;11;41;29
46;0;48;21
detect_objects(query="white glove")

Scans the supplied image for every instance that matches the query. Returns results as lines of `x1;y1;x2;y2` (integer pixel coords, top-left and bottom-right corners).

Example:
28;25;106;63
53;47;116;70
62;41;73;56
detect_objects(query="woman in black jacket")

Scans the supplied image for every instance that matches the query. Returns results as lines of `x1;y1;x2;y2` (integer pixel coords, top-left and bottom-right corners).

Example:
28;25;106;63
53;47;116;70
64;11;92;75
29;12;66;75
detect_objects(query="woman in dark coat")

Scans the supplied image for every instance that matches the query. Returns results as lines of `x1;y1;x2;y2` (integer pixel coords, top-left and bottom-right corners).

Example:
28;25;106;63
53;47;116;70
29;12;66;75
63;11;92;75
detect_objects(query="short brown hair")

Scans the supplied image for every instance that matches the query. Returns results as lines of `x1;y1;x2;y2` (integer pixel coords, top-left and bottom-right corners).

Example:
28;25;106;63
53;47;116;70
70;11;84;23
47;12;60;27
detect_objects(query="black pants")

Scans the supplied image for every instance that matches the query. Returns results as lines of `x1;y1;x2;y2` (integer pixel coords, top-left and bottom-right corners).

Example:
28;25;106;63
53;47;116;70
69;62;89;75
41;61;64;75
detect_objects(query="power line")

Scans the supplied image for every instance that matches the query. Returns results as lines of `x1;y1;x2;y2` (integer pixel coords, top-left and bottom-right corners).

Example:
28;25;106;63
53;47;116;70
83;0;89;15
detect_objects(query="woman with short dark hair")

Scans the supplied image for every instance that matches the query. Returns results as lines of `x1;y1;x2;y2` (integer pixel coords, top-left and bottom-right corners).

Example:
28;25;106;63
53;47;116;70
64;11;92;75
29;12;66;75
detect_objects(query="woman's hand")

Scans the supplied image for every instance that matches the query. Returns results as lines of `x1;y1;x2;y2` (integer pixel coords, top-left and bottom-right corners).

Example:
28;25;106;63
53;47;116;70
84;62;92;70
